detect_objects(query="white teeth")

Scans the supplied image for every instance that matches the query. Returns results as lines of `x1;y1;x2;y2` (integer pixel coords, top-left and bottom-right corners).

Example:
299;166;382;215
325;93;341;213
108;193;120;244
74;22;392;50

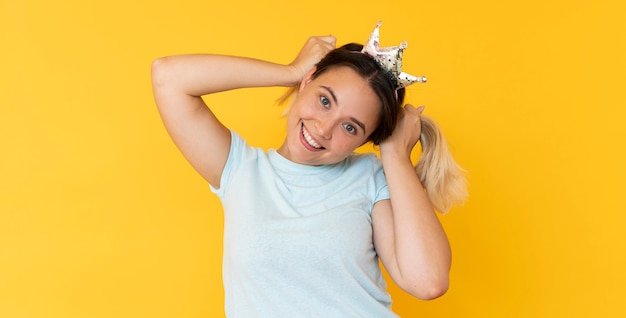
302;125;322;149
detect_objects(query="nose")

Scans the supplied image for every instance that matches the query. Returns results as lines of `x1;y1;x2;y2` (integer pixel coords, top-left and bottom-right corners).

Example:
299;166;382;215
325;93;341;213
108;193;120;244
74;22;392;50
314;118;333;140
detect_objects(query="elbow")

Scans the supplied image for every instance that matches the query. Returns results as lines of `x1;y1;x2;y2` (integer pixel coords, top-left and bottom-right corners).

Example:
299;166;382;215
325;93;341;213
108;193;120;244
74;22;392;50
418;279;449;300
151;57;167;87
400;274;449;300
151;56;182;106
151;57;170;111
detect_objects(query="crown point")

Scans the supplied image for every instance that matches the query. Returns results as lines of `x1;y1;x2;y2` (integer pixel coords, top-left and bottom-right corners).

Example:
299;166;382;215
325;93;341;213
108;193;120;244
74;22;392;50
361;21;426;90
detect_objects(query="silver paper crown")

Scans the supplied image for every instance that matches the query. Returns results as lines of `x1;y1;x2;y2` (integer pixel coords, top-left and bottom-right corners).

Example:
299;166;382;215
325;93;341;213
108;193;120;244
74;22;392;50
362;21;427;89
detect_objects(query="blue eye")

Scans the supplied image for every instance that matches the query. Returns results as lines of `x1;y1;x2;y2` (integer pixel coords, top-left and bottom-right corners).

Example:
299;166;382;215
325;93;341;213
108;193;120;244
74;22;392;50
320;95;330;108
343;123;357;135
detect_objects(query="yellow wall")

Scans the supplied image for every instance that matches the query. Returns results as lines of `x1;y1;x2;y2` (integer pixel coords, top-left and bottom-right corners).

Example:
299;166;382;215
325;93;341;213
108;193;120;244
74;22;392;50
1;0;625;317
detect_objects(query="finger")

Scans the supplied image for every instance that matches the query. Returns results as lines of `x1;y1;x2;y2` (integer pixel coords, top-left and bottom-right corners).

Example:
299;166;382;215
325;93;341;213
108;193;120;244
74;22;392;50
404;104;425;116
403;104;419;116
319;35;336;46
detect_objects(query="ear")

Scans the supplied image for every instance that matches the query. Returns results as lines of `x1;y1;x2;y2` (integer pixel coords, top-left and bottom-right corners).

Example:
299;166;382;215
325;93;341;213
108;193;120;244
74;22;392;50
299;66;317;92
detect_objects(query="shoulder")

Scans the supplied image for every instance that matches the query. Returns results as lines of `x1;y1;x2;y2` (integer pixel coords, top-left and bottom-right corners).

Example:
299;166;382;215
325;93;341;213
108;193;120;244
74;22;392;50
344;152;383;171
211;130;267;195
228;130;266;159
339;152;386;186
341;152;389;211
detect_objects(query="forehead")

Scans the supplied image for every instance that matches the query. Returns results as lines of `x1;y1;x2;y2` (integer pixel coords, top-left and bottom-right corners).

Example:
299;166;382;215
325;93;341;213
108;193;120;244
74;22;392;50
313;66;381;125
314;66;380;105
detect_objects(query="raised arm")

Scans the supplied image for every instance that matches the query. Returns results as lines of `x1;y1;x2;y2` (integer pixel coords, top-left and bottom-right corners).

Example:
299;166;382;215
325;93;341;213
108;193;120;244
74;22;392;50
151;36;336;187
372;105;451;300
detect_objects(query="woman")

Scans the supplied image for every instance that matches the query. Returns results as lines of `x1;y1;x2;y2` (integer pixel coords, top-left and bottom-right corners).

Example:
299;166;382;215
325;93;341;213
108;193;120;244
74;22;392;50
152;23;466;317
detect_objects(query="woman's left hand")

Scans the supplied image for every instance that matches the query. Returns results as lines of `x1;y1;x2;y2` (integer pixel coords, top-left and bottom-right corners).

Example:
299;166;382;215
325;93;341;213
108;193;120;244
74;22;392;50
373;103;451;300
379;104;424;158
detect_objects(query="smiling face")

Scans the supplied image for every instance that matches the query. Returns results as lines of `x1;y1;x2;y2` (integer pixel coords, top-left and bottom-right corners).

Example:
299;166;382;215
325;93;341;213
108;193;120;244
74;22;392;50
277;66;381;166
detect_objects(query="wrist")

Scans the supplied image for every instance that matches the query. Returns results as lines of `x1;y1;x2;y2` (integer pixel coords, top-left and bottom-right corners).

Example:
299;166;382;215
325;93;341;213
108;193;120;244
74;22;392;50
284;64;306;87
380;147;413;166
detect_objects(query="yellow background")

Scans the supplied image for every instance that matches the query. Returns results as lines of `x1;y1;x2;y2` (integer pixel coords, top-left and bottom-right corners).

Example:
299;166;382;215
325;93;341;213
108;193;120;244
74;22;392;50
1;0;625;317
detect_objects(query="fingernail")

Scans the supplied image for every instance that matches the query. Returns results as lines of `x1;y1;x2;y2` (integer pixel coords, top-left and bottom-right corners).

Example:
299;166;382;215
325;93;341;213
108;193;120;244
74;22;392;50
417;105;425;113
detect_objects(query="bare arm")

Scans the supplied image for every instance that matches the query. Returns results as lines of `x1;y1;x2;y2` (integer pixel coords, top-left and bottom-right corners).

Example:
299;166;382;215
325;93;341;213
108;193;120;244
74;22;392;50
372;105;451;300
151;36;336;187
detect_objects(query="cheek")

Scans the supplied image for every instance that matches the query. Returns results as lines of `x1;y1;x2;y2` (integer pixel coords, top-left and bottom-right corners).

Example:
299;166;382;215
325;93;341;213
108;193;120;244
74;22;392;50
333;131;366;152
293;90;322;116
286;102;309;123
299;99;320;117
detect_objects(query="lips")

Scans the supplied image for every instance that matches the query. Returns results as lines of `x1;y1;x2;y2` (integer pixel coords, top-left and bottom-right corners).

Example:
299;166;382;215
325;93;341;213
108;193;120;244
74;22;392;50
301;123;325;150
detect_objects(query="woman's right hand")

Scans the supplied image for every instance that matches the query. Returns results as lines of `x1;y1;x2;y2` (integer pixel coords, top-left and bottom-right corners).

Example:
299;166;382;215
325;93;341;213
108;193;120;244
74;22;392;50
152;37;335;188
288;36;336;84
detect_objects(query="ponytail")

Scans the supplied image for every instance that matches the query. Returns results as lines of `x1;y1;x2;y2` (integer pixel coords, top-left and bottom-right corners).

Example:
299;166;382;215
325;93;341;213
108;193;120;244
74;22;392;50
416;116;468;213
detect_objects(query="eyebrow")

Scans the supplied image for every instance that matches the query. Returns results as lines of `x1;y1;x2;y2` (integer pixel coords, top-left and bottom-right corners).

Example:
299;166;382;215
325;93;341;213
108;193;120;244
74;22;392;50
320;86;338;104
320;85;367;134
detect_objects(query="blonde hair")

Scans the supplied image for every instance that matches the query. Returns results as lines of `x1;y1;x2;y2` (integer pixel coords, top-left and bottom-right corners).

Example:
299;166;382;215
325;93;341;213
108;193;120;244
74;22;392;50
276;86;298;117
417;115;468;213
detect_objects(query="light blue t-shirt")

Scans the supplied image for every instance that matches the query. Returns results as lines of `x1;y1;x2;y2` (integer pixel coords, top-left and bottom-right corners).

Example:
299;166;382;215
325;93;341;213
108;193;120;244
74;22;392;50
211;130;398;317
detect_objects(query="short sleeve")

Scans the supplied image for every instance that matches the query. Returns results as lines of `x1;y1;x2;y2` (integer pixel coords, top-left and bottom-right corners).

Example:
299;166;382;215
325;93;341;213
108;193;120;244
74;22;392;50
371;155;390;204
210;130;245;198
